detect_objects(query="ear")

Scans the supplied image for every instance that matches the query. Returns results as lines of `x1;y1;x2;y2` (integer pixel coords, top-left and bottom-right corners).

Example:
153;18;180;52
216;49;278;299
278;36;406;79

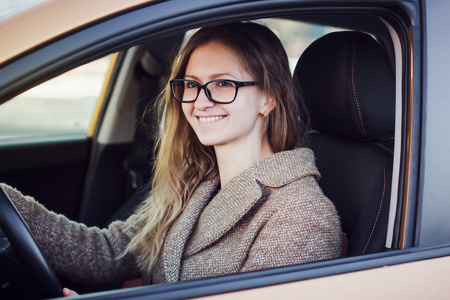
261;95;276;115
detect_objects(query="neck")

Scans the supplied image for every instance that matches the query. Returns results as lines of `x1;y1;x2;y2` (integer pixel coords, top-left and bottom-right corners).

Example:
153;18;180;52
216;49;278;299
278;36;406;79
215;136;273;189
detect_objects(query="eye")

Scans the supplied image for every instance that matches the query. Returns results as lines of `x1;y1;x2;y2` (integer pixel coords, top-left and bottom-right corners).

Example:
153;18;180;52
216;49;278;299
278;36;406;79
216;80;234;88
185;81;198;89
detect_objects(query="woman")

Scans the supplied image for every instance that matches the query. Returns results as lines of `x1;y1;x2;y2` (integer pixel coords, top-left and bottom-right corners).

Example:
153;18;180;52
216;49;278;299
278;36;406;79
1;22;342;288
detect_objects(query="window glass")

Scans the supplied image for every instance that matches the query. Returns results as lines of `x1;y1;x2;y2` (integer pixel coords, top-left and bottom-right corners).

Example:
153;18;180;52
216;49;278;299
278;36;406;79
261;18;343;72
0;55;112;142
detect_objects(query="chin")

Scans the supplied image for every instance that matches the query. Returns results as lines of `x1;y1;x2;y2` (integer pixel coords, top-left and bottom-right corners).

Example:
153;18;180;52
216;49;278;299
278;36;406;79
198;140;220;147
197;137;226;147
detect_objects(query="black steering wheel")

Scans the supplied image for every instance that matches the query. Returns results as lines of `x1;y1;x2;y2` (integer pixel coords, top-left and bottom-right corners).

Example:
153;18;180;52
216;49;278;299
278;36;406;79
0;187;63;299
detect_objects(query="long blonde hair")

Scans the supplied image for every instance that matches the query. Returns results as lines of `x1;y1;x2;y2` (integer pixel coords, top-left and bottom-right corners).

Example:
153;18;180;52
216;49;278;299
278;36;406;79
125;21;303;272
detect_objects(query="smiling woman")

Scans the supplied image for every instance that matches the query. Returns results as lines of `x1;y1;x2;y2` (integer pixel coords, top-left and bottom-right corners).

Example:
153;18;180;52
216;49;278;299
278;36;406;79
124;21;343;279
1;21;342;292
2;0;450;299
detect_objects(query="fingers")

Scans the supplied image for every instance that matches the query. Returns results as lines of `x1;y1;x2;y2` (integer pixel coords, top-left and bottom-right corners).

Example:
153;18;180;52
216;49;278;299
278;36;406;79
63;287;79;297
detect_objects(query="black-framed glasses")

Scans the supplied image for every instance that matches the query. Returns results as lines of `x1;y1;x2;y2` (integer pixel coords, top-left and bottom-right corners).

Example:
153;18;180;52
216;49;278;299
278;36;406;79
170;79;259;104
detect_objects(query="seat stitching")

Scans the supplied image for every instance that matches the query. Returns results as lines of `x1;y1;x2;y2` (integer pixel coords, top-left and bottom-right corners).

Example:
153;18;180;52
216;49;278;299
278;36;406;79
373;141;395;155
351;48;368;137
362;166;386;254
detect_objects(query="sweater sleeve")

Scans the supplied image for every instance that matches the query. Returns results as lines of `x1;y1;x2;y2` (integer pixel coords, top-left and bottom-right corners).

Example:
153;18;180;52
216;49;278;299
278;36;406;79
240;179;343;272
0;183;141;283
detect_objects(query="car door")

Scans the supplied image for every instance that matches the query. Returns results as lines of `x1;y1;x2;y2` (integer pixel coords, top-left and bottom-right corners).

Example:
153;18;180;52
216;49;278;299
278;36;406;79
2;0;450;299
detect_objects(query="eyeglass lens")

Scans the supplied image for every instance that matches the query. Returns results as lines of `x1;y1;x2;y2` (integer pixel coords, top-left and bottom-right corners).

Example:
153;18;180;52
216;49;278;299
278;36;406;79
172;80;237;103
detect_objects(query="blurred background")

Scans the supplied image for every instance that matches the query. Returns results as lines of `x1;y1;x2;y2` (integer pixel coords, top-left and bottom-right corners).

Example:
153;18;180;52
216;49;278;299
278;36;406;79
0;0;44;20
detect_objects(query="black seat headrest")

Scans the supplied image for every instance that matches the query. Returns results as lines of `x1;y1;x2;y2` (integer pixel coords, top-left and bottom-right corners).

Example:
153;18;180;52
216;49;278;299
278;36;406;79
294;31;395;141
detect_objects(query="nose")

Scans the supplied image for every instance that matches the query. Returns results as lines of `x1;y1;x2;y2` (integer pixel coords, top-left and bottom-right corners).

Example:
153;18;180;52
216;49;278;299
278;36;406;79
194;88;215;110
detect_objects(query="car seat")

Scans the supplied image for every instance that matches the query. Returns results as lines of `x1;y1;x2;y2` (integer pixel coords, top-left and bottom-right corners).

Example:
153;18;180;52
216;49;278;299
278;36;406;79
294;31;395;256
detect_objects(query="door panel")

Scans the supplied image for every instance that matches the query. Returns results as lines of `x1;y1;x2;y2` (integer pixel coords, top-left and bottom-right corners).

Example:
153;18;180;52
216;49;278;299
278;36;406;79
0;138;90;219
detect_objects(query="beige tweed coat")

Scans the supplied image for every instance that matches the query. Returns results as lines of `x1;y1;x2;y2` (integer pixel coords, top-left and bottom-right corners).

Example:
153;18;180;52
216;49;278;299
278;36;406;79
1;148;342;285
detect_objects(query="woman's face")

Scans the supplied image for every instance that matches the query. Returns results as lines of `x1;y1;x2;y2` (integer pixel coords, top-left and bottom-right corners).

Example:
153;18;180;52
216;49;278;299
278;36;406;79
181;41;269;149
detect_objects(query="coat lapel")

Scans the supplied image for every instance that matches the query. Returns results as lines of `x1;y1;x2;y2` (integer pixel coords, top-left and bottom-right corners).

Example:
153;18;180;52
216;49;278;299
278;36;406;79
183;148;319;258
183;167;263;257
162;177;219;283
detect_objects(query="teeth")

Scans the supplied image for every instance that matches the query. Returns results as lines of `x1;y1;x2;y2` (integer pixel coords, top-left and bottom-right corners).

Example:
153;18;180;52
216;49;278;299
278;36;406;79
198;116;225;123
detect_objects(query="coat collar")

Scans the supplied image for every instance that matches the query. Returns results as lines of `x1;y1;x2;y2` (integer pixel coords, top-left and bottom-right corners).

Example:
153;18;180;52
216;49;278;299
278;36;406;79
162;148;319;282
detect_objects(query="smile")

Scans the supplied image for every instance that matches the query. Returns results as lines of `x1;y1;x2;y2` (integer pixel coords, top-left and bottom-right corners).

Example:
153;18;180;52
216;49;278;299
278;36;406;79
197;116;226;123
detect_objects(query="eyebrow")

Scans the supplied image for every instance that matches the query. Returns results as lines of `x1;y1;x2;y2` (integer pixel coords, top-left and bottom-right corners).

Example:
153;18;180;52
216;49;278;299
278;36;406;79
184;73;239;81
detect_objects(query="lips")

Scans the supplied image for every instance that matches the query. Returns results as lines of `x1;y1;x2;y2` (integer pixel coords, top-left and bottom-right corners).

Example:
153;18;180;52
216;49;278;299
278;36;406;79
197;115;226;123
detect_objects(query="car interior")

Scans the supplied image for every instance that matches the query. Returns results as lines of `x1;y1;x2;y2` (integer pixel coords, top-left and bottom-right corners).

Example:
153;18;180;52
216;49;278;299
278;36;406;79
295;31;395;256
0;9;405;295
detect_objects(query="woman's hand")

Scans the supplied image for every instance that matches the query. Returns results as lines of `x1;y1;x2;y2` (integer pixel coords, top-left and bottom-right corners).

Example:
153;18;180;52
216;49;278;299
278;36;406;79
63;287;79;297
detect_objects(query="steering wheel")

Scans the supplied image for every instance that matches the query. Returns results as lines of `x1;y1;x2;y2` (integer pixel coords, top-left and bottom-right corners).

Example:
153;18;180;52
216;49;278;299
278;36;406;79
0;187;63;299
